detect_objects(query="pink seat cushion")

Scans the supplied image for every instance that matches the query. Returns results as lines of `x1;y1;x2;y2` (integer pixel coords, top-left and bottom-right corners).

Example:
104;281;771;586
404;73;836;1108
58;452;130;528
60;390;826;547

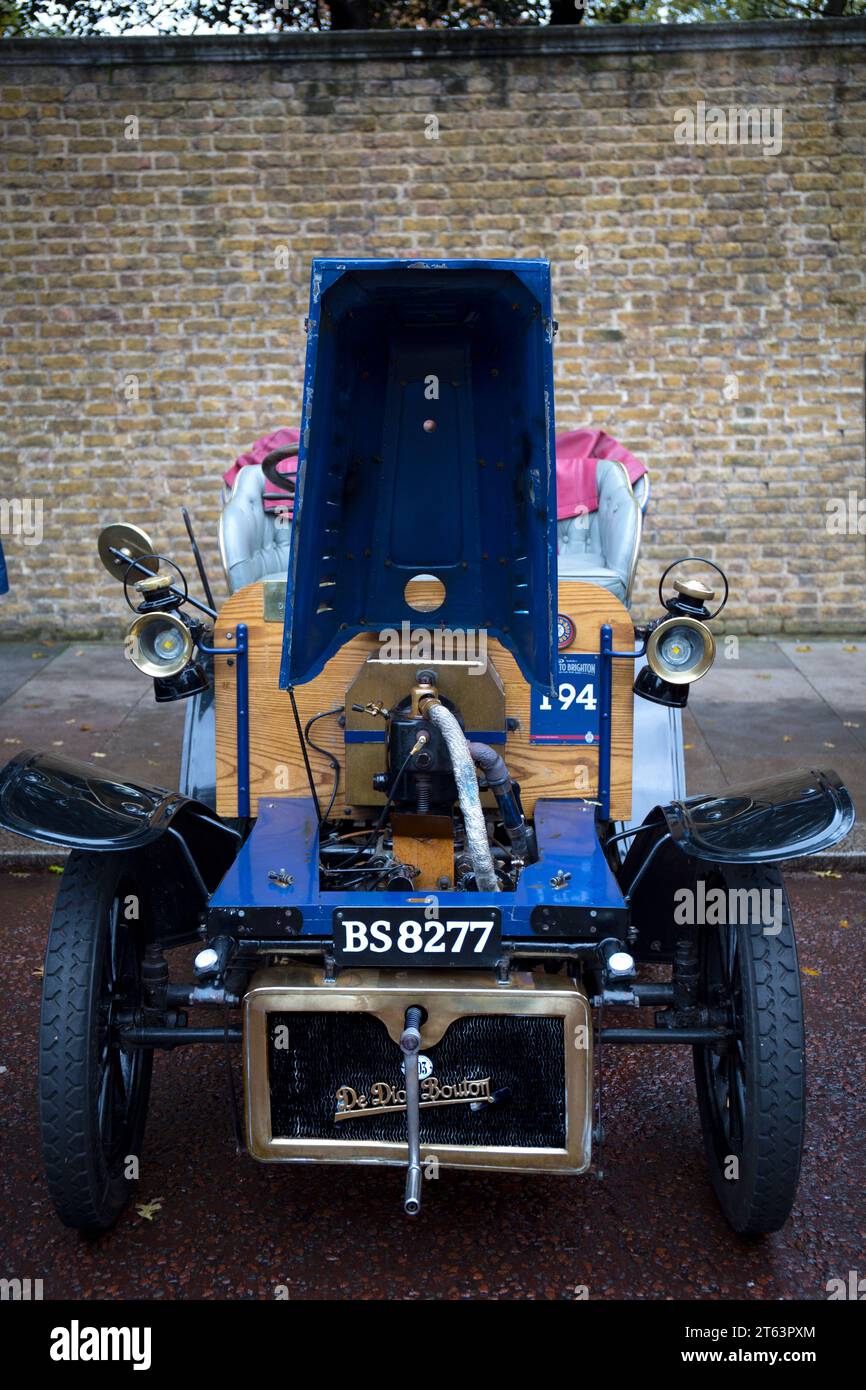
223;427;301;515
224;425;646;523
555;429;647;520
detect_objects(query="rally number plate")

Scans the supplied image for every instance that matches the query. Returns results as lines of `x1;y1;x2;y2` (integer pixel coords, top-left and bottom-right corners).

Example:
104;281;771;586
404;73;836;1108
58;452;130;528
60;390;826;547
333;909;502;966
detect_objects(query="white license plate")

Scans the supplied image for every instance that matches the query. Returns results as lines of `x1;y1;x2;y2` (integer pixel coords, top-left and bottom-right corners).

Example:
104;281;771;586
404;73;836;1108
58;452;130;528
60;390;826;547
333;909;501;966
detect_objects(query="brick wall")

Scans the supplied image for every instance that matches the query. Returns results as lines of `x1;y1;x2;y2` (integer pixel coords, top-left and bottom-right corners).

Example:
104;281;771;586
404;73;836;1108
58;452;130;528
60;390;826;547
1;22;865;636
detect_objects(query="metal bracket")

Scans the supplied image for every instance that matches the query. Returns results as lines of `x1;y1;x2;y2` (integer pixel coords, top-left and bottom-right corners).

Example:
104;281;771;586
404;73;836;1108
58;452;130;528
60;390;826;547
197;623;250;818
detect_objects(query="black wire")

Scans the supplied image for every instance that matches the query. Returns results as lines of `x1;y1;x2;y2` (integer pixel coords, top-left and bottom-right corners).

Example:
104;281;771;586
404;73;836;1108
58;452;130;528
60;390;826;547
624;832;672;902
605;822;658;847
304;705;344;823
181;505;216;610
330;868;391;890
288;686;321;823
340;745;417;870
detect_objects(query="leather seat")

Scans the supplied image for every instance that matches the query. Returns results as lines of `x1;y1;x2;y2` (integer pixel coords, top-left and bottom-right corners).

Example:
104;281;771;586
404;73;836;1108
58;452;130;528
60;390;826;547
219;454;644;606
556;457;642;606
218;465;292;593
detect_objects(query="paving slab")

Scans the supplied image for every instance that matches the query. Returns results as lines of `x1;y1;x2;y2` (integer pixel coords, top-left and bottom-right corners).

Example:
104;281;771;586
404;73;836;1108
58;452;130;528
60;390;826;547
0;640;64;702
778;639;866;752
0;641;185;864
686;639;865;807
685;637;865;863
680;706;724;790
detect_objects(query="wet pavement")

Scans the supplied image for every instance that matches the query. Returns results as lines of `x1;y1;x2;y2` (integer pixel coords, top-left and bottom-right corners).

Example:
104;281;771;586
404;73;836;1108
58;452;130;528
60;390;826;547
2;634;864;863
682;637;866;860
0;869;862;1302
0;640;186;863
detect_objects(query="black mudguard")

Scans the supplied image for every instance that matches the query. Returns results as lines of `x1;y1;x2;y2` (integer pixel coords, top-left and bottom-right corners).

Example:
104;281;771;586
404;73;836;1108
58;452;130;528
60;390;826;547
0;749;239;944
657;767;854;864
618;768;854;962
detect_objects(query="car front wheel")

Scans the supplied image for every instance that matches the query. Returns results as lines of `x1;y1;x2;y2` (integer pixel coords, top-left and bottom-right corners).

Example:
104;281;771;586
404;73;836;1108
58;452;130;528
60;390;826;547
693;864;805;1237
39;849;153;1234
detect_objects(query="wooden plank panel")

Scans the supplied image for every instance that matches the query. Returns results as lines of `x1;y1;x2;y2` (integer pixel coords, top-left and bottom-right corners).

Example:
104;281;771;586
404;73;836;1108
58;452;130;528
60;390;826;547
214;586;377;816
484;581;633;820
215;580;633;820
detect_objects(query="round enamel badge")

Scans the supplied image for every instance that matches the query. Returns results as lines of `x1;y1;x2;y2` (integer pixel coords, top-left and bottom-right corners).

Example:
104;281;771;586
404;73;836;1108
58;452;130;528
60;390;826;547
557;613;575;650
401;1055;434;1081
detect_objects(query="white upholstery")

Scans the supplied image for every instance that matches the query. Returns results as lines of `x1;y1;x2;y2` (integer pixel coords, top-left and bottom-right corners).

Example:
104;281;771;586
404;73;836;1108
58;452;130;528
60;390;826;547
556;457;643;605
218;455;644;606
218;465;292;593
634;472;650;515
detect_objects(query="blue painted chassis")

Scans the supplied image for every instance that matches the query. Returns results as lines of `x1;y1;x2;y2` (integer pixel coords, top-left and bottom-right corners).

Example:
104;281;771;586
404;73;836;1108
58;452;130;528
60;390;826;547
208;793;627;934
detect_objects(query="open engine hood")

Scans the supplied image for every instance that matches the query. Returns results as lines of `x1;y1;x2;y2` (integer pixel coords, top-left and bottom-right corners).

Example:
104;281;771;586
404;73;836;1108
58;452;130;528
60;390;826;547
280;258;558;692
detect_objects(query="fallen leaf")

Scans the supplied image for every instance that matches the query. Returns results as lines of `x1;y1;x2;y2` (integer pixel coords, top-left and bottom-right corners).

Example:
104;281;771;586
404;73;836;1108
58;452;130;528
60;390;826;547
794;644;811;652
136;1198;164;1222
65;718;75;725
783;735;792;743
839;919;849;929
3;738;21;745
48;864;64;875
801;967;821;977
755;673;771;680
813;868;842;879
823;742;835;749
683;743;695;750
91;752;107;759
32;967;44;979
842;644;859;653
31;652;47;660
51;740;63;747
79;724;91;732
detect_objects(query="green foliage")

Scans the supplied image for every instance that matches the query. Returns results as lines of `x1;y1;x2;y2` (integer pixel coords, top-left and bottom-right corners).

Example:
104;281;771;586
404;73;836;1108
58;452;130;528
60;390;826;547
1;0;39;34
5;0;865;38
626;0;864;17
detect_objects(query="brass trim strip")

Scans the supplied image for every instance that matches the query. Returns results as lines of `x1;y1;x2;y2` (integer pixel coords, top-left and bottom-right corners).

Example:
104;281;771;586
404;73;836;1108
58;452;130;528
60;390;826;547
334;1096;494;1121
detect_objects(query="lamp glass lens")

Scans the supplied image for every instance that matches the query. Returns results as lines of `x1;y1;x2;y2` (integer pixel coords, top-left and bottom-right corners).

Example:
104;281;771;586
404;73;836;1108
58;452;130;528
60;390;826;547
149;624;186;666
659;625;700;672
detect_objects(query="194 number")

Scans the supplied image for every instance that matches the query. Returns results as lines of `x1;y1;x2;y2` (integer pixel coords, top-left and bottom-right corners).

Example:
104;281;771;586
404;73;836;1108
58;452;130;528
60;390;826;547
538;682;597;713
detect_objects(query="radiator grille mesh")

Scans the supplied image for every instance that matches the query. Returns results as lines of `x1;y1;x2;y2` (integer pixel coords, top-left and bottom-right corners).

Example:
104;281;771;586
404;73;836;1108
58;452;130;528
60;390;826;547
267;1011;567;1148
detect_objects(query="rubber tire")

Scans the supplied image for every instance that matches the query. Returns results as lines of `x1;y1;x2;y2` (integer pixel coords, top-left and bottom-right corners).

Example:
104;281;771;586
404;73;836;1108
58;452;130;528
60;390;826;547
39;850;152;1234
693;864;805;1237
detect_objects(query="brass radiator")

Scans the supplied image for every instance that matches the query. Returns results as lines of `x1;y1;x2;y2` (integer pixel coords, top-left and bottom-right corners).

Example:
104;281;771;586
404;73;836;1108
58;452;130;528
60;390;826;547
244;966;592;1175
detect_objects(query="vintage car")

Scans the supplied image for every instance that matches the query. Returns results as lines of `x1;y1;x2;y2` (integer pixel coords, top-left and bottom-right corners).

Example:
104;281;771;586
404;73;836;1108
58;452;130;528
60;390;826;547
0;259;854;1238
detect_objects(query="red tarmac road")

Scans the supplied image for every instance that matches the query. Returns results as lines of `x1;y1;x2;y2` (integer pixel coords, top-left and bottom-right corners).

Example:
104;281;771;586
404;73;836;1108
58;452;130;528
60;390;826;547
0;871;863;1302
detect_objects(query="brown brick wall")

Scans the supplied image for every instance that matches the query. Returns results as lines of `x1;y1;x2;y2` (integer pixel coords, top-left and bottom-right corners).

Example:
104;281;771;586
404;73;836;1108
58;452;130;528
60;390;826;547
1;25;865;636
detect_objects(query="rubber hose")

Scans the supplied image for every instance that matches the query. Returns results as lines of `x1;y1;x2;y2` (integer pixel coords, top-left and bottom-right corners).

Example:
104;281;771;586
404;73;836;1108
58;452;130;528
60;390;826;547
468;741;531;861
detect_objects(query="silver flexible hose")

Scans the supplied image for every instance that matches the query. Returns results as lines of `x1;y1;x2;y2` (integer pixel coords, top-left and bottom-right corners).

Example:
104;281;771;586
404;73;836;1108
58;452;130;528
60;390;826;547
425;702;499;892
